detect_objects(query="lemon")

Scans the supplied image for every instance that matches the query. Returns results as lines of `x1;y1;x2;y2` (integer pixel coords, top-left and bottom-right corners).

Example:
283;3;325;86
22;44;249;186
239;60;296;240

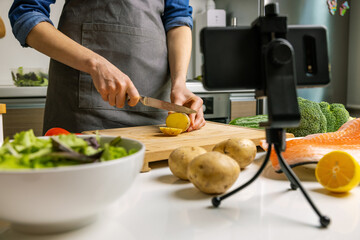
159;127;183;136
315;151;360;193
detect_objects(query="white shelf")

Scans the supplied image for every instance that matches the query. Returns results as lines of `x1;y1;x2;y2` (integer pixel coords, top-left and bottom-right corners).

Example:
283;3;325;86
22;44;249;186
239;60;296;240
0;85;47;98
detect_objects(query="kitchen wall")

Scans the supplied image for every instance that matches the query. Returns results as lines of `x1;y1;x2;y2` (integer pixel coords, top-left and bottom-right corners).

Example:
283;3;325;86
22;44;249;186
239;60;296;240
188;0;260;79
0;0;64;86
215;0;261;25
188;0;207;80
263;0;350;105
346;0;360;109
0;0;258;85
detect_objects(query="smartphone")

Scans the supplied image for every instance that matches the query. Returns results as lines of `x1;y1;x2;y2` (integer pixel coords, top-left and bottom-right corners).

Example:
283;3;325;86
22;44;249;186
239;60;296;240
200;26;330;90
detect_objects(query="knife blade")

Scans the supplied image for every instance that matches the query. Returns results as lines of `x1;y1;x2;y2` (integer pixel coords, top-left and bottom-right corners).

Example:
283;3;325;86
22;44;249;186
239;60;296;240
139;96;196;114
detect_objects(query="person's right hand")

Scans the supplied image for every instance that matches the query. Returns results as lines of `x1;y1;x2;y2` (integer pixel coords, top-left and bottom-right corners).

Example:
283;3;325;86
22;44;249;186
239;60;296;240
89;56;140;108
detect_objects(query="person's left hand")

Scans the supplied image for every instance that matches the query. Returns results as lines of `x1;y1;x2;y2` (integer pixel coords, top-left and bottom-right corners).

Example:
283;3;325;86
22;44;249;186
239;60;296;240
170;83;206;132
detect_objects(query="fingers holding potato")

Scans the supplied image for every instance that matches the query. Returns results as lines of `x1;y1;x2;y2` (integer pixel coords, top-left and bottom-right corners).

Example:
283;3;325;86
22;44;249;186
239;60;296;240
213;138;257;169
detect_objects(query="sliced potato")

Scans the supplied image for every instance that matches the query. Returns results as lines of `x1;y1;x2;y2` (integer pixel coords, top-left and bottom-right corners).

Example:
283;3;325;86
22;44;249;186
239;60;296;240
188;152;240;194
159;127;183;136
166;113;190;132
168;146;207;180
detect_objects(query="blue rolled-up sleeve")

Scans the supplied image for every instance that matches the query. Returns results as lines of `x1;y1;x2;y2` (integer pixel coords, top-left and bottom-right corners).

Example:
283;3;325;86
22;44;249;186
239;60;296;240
8;0;55;47
162;0;193;32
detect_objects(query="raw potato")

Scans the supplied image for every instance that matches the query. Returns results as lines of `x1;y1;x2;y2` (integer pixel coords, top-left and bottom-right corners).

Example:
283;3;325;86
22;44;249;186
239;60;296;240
159;127;183;136
212;138;257;169
166;113;191;132
188;152;240;194
168;146;207;180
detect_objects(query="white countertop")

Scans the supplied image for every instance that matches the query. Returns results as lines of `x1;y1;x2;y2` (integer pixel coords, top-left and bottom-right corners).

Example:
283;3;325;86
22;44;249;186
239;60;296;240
1;154;359;240
0;86;47;98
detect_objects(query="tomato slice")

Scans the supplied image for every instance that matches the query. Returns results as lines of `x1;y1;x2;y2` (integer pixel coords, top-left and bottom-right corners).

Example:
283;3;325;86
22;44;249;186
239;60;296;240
44;127;71;136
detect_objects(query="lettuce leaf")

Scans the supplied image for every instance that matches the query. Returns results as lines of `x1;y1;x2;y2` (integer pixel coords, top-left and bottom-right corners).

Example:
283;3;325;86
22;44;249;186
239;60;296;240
0;130;138;170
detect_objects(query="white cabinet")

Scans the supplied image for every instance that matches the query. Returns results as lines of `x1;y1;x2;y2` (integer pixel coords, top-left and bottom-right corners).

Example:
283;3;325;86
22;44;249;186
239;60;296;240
230;93;256;120
0;98;45;138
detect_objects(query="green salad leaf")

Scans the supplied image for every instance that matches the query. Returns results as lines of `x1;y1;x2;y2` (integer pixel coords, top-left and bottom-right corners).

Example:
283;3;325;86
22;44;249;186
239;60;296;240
0;130;138;170
11;67;48;87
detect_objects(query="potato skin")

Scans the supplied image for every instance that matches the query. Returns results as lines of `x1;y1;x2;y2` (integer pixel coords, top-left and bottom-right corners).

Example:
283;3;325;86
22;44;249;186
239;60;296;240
213;138;256;169
188;152;240;194
168;146;207;180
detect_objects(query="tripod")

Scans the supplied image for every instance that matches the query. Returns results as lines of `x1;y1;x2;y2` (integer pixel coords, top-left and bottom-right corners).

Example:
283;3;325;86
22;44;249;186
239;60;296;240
211;3;330;228
212;128;330;228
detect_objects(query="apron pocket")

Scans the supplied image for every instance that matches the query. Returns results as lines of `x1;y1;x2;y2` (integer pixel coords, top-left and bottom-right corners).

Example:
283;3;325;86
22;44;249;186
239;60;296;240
79;23;169;111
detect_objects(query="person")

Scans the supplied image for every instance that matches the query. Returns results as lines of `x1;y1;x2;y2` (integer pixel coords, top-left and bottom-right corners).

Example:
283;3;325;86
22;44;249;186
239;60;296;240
9;0;206;134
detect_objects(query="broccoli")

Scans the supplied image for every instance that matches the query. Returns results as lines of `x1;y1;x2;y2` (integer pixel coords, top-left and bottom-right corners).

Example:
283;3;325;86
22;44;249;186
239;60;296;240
329;103;350;130
287;98;351;137
319;102;337;132
287;97;327;137
319;102;350;132
229;97;352;138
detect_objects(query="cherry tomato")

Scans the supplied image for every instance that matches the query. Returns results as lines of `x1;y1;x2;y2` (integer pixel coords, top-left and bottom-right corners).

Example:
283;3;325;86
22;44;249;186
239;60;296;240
44;127;71;136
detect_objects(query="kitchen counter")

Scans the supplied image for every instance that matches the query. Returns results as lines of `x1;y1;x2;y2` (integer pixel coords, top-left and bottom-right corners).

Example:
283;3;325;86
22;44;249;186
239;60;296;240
0;86;47;98
185;80;255;94
0;81;253;98
1;153;359;240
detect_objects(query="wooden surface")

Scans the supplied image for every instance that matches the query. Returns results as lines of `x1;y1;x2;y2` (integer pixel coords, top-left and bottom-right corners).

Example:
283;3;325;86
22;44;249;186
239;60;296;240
3;108;44;138
230;100;257;120
83;121;294;172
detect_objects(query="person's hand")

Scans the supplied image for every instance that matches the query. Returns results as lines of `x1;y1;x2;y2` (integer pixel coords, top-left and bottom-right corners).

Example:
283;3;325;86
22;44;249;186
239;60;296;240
171;83;206;132
89;56;140;108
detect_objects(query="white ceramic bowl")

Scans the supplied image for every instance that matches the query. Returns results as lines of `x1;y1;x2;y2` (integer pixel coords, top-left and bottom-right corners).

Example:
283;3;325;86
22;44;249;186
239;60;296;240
0;135;145;234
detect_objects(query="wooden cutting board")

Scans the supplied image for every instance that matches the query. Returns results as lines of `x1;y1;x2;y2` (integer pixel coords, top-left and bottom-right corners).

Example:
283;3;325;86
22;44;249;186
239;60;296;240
83;121;294;172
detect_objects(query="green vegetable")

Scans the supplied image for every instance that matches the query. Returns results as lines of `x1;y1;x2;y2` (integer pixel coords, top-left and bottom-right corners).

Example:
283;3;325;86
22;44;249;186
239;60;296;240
100;137;137;161
229;115;268;129
11;67;48;87
229;97;352;138
101;144;129;161
318;102;336;132
327;103;350;131
0;130;138;170
57;134;98;156
287;97;327;137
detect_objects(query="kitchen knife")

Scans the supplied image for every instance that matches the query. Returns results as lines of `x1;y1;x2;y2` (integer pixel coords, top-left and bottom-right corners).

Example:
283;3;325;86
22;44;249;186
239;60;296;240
139;96;197;114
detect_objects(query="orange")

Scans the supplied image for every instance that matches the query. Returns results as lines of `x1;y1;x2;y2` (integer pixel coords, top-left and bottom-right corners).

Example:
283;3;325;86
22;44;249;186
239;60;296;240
315;151;360;193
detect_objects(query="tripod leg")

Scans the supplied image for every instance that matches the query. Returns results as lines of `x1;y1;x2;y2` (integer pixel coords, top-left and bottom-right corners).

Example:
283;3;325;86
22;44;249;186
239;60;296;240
274;145;305;191
212;144;272;207
290;182;298;190
274;146;330;228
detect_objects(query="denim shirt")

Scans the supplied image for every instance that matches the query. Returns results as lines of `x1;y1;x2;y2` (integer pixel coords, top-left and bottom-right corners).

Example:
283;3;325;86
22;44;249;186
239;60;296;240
8;0;193;47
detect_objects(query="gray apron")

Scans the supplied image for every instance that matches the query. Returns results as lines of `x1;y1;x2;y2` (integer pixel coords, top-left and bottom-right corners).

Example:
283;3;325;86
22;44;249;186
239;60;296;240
43;0;170;133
